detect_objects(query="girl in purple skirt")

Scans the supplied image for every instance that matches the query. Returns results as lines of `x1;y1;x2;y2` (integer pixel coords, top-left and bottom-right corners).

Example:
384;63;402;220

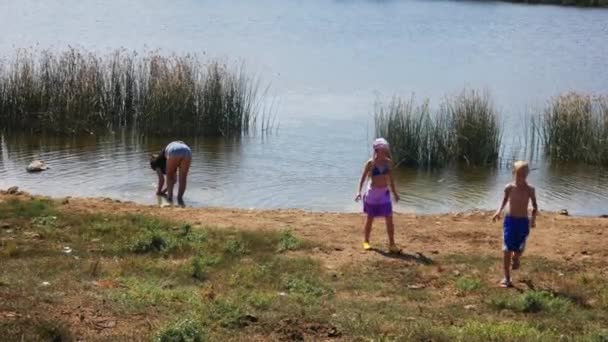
355;138;401;253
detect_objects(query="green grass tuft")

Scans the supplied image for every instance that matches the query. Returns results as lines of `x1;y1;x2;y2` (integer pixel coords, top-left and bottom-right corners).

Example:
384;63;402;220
277;230;302;253
520;290;571;314
130;229;175;254
154;318;206;342
455;277;483;293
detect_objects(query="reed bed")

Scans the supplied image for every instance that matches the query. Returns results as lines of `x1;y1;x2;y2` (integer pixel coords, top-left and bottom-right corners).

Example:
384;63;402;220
0;48;264;136
375;90;501;169
535;92;608;165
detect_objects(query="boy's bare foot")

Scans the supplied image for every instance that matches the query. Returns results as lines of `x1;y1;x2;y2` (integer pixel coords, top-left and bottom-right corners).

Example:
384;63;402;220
500;278;513;288
177;198;185;208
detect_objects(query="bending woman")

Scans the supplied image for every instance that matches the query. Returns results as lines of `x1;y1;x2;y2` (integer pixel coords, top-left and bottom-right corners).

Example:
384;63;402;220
355;138;401;253
150;141;192;206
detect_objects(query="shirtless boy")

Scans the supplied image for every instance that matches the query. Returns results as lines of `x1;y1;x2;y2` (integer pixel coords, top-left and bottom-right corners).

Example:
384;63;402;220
492;161;538;288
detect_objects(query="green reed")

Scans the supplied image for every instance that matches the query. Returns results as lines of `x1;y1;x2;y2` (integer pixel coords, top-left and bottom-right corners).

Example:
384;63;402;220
374;90;501;169
0;48;264;136
535;92;608;165
441;90;501;166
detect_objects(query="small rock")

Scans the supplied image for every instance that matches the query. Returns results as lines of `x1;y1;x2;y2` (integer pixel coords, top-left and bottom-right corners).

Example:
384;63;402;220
431;250;439;254
41;281;50;286
24;232;41;239
581;251;590;255
558;209;569;216
241;313;258;323
94;319;116;329
7;186;19;195
4;229;13;234
63;246;73;254
278;292;287;296
333;246;344;251
453;270;461;276
26;160;49;173
407;284;426;290
61;198;70;205
327;326;341;338
464;304;477;311
312;247;321;253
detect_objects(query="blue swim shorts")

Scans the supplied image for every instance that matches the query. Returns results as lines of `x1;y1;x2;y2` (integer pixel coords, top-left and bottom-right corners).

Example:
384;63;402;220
503;216;530;252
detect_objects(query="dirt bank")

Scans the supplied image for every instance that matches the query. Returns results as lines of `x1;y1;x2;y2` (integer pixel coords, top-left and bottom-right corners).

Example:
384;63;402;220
3;191;606;269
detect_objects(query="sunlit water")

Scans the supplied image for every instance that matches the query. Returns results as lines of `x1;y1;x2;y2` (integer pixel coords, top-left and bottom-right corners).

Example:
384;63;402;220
1;0;607;215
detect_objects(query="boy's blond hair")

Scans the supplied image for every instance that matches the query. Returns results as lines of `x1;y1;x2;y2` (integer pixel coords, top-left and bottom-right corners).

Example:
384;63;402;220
513;160;529;175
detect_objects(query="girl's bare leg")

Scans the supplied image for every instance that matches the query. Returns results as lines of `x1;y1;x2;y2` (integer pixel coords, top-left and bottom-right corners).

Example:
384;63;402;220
165;156;180;202
177;157;192;204
363;216;374;244
385;214;396;246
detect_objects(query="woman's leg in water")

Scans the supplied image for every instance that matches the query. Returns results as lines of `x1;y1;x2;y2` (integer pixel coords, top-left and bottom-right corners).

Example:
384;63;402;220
177;157;191;205
165;156;181;202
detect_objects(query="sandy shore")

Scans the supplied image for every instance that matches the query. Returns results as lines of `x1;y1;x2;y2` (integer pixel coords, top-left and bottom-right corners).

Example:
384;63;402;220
2;190;606;269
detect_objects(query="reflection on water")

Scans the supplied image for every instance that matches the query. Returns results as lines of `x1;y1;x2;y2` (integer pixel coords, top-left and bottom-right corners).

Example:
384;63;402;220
1;130;607;216
1;0;607;215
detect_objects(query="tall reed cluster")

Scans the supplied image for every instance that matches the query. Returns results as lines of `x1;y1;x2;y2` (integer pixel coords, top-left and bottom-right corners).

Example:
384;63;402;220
535;92;608;165
0;48;264;136
375;90;501;169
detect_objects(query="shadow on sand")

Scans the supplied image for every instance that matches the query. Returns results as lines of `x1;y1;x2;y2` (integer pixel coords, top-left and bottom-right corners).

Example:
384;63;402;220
370;248;434;265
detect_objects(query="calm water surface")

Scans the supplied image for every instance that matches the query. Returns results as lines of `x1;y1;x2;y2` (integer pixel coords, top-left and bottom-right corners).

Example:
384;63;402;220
1;0;607;215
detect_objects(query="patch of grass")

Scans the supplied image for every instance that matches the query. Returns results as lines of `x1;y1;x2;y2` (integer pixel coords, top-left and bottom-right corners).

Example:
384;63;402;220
246;291;275;310
154;318;205;342
36;319;74;342
223;237;248;256
207;299;247;329
449;321;553;341
0;198;54;219
130;229;175;254
283;275;332;299
191;254;221;281
1;319;74;342
277;230;302;252
489;290;571;314
3;196;607;341
520;290;571;314
455;277;483;293
109;277;200;313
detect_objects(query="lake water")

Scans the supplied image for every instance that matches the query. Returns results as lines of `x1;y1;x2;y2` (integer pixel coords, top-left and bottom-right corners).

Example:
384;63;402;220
1;0;607;215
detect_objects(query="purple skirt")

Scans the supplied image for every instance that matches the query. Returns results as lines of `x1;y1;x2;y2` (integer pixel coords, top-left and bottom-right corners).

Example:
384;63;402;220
363;187;393;217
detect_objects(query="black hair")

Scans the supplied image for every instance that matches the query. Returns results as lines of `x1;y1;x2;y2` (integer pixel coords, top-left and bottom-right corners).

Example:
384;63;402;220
150;152;167;174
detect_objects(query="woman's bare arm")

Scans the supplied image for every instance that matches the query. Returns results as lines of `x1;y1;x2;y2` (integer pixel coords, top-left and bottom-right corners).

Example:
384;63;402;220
156;169;166;195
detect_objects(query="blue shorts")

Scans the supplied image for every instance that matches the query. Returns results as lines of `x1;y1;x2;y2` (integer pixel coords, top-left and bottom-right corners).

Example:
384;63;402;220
503;216;529;252
165;141;192;158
